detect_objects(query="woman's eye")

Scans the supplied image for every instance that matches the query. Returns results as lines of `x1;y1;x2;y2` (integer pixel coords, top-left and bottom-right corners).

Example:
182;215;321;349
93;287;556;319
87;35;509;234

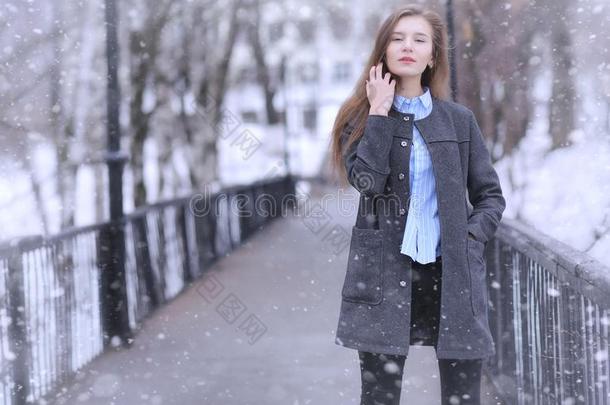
391;38;425;42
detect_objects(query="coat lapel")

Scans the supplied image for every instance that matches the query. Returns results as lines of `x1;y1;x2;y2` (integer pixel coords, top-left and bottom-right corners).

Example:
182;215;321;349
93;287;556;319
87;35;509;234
388;96;457;143
413;97;458;143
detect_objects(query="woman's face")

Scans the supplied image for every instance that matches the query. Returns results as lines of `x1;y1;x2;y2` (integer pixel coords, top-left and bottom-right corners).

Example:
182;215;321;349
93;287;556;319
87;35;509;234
384;15;434;82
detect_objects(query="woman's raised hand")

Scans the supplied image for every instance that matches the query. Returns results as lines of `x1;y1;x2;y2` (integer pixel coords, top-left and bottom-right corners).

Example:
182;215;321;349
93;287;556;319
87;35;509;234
366;62;396;116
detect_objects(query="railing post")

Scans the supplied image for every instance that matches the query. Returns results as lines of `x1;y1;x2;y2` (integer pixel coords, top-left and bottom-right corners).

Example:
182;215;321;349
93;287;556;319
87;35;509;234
154;212;168;299
227;192;239;249
7;241;30;405
98;223;133;348
285;174;297;213
132;216;162;309
177;204;194;285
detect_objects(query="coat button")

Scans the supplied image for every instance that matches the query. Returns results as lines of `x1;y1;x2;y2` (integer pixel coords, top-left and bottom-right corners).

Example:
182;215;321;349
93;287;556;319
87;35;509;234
403;116;410;121
399;280;407;287
400;141;407;147
398;173;405;180
399;208;406;215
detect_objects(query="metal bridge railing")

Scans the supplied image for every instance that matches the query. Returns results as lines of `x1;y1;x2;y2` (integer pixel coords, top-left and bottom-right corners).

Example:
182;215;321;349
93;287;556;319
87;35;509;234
0;175;296;405
485;217;610;404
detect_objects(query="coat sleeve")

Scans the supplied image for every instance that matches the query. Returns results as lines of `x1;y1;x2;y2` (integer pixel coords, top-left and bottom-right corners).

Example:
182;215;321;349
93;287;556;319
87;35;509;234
341;115;400;196
466;110;506;243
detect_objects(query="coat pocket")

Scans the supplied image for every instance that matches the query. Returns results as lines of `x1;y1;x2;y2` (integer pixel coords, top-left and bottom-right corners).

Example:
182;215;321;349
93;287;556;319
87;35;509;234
467;236;487;317
341;226;384;305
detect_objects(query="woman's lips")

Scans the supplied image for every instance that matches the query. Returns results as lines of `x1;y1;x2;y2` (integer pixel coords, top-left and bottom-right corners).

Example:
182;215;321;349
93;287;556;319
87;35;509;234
399;59;416;64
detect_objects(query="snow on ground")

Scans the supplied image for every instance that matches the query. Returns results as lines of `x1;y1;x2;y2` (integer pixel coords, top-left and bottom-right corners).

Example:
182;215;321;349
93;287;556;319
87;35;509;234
496;126;610;267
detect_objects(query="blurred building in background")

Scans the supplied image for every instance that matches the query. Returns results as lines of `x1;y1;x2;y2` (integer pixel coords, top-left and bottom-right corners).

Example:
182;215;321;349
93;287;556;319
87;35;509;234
224;1;383;181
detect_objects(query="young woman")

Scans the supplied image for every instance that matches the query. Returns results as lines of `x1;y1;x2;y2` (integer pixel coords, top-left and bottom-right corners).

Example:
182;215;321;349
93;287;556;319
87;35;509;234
330;5;506;405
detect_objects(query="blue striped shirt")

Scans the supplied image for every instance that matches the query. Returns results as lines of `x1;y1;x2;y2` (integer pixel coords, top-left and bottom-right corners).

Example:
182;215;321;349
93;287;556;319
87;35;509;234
393;86;441;264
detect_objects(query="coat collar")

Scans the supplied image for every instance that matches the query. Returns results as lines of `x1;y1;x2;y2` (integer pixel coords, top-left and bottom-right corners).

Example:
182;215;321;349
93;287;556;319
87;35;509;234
388;96;457;143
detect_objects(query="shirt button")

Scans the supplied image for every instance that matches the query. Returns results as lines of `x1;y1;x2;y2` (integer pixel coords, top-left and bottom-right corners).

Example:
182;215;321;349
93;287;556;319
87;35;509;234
398;173;405;180
399;280;407;287
399;208;406;215
400;141;407;147
403;116;410;121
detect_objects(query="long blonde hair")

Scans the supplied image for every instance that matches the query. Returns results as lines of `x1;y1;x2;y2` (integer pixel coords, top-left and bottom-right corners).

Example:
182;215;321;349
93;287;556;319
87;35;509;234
330;4;451;183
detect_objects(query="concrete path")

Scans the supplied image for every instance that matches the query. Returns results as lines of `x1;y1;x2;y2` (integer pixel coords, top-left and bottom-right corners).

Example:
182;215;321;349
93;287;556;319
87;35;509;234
51;181;503;405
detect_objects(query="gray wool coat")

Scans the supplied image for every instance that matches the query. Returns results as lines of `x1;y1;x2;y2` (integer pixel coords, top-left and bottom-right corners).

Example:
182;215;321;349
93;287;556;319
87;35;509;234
334;95;506;359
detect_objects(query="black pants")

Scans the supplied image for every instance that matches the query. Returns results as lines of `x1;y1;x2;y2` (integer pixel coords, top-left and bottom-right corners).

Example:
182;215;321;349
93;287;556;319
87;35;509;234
358;351;482;404
357;257;483;405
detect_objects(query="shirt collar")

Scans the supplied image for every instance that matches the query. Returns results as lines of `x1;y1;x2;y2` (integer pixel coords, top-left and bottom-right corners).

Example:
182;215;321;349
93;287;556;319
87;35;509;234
392;86;432;112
